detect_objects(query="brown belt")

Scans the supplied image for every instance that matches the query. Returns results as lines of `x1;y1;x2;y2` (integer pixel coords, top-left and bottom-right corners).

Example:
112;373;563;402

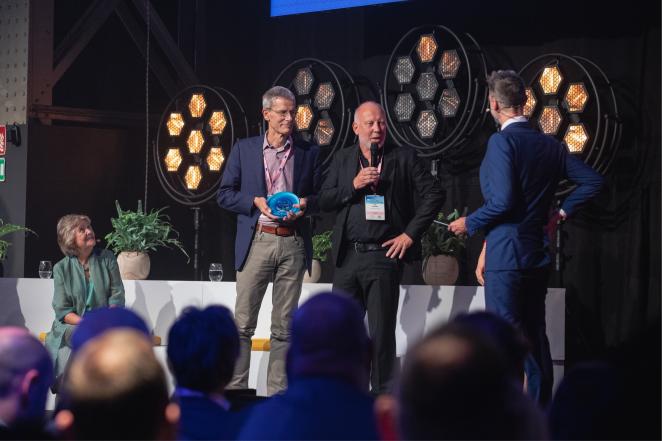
258;224;295;237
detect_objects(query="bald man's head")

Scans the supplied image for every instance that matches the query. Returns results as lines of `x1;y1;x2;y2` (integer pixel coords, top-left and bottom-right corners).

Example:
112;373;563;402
63;329;176;440
353;101;387;150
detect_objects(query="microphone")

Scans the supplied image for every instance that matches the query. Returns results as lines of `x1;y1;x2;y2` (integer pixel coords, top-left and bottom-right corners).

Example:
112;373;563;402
370;142;379;167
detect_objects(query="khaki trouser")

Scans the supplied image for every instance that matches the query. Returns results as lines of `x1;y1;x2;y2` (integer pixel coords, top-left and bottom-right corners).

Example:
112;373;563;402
228;231;305;395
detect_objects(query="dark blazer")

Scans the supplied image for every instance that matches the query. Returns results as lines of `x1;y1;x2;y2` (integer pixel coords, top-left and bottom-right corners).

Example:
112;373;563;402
237;377;379;440
318;143;445;266
217;135;321;272
466;122;603;271
177;395;247;440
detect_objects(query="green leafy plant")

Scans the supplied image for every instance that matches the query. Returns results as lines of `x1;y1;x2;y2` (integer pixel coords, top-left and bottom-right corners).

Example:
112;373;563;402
0;220;35;261
104;201;189;261
421;209;466;259
311;230;333;262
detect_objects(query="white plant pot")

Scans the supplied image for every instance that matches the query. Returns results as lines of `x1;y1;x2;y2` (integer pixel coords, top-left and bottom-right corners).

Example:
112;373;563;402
303;259;322;283
422;255;459;286
117;251;151;280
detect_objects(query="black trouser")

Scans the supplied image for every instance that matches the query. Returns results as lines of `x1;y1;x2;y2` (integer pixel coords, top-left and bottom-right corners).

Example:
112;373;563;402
332;245;403;394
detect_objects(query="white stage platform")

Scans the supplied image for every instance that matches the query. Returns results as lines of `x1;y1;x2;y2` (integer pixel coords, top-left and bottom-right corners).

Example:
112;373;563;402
0;278;564;405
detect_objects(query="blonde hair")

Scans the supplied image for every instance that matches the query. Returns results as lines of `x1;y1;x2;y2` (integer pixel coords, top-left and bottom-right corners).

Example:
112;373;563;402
57;214;92;257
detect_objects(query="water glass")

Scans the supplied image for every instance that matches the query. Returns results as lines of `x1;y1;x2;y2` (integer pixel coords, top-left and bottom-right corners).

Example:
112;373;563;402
209;263;223;282
39;260;52;279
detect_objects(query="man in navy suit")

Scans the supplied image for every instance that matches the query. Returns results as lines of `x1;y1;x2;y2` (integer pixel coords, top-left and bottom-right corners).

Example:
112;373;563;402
449;70;603;405
217;86;320;395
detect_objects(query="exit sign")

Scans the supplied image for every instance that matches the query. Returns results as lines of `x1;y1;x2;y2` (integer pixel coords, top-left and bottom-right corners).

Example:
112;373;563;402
0;158;5;182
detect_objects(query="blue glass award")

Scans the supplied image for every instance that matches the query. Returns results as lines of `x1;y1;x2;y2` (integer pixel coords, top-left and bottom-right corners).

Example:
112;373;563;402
267;192;300;218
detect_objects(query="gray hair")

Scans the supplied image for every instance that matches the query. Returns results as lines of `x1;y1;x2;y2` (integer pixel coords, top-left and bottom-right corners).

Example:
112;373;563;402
57;214;92;257
486;70;527;108
262;86;296;110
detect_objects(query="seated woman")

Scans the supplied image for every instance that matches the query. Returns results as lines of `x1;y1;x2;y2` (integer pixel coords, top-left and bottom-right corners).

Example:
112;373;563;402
45;214;125;383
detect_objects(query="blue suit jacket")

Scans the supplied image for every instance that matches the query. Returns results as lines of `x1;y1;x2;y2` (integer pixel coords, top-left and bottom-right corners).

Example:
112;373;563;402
217;135;320;272
237;377;379;440
177;395;248;440
466;122;603;271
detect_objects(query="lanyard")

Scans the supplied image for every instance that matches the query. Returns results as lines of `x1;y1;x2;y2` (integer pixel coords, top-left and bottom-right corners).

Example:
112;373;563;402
263;146;292;195
359;152;382;193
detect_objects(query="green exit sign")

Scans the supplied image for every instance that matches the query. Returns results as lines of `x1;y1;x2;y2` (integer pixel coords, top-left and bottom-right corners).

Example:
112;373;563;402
0;158;5;182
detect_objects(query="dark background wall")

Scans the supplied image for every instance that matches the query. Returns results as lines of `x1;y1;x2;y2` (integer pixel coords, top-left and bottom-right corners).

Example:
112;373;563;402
21;0;660;366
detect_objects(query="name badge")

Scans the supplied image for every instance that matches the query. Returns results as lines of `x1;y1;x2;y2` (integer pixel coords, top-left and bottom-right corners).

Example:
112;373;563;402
365;195;385;221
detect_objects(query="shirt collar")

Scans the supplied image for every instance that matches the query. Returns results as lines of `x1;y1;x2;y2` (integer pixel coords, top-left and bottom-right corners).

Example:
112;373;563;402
501;116;528;131
263;134;292;153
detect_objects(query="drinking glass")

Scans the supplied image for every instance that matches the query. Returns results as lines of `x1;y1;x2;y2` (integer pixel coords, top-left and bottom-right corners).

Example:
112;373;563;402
39;260;52;279
209;263;223;282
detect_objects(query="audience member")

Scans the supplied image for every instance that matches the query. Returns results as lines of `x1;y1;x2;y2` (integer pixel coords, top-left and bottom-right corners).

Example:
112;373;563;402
55;329;178;440
0;327;54;439
238;292;379;440
167;305;246;440
376;322;546;440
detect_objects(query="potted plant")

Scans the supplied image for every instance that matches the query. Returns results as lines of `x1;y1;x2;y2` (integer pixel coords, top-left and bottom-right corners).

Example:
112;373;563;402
303;230;332;283
104;201;188;280
421;209;466;285
0;220;35;277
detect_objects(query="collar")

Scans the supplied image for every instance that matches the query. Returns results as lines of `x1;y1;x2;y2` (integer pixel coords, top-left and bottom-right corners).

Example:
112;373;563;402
501;116;528;131
175;387;230;410
263;134;293;153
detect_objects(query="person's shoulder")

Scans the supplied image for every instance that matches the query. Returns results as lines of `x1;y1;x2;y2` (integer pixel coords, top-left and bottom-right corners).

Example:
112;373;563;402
235;135;262;148
53;255;72;273
292;136;319;153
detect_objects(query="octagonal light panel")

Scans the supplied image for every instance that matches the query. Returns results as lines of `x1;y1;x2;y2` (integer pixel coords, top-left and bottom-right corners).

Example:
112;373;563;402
314;82;335;110
295;104;314;131
538;106;562;135
185;165;202;190
293;68;314;96
564;123;589;153
439;49;461;79
313;118;335;146
394;93;416;122
416;73;439;101
207;147;224;171
166;113;185;136
523;87;537;117
416;34;438;63
439;88;461;117
164;148;182;172
564;83;589;113
539;66;563;95
416;110;438;138
393;56;415;84
188;94;206;118
187;130;205;153
209;111;227;135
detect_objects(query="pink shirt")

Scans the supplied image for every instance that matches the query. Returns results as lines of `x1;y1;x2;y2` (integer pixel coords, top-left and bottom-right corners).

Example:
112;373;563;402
259;135;294;226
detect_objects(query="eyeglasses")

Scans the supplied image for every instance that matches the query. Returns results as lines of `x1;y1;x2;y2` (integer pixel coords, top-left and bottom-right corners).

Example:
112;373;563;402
269;109;296;118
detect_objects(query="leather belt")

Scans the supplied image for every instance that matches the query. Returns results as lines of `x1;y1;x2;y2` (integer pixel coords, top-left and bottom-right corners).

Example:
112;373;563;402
348;242;383;253
258;224;295;237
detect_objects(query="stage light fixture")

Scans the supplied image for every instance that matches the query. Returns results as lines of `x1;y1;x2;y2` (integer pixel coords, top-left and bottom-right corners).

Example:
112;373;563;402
538;106;562;135
539;66;563;95
416;34;438;63
207;147;224;171
185;165;202;190
393;56;416;84
416;110;438;138
167;113;185;136
383;25;488;159
519;53;621;196
293;68;315;96
164;148;182;172
313;118;335;146
439;88;460;117
270;58;363;167
394;93;416;122
209;111;227;135
416;73;439;101
187;130;204;153
189;94;206;118
314;82;335;110
563;83;589;112
523;87;537;117
439;49;461;79
295;104;314;131
563;123;589;153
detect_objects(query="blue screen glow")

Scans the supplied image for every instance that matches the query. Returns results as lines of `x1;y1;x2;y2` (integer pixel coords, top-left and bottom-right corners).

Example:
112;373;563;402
271;0;405;17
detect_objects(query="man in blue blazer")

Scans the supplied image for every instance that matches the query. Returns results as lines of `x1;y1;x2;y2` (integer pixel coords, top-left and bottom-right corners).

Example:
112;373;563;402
450;70;603;405
217;86;320;395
